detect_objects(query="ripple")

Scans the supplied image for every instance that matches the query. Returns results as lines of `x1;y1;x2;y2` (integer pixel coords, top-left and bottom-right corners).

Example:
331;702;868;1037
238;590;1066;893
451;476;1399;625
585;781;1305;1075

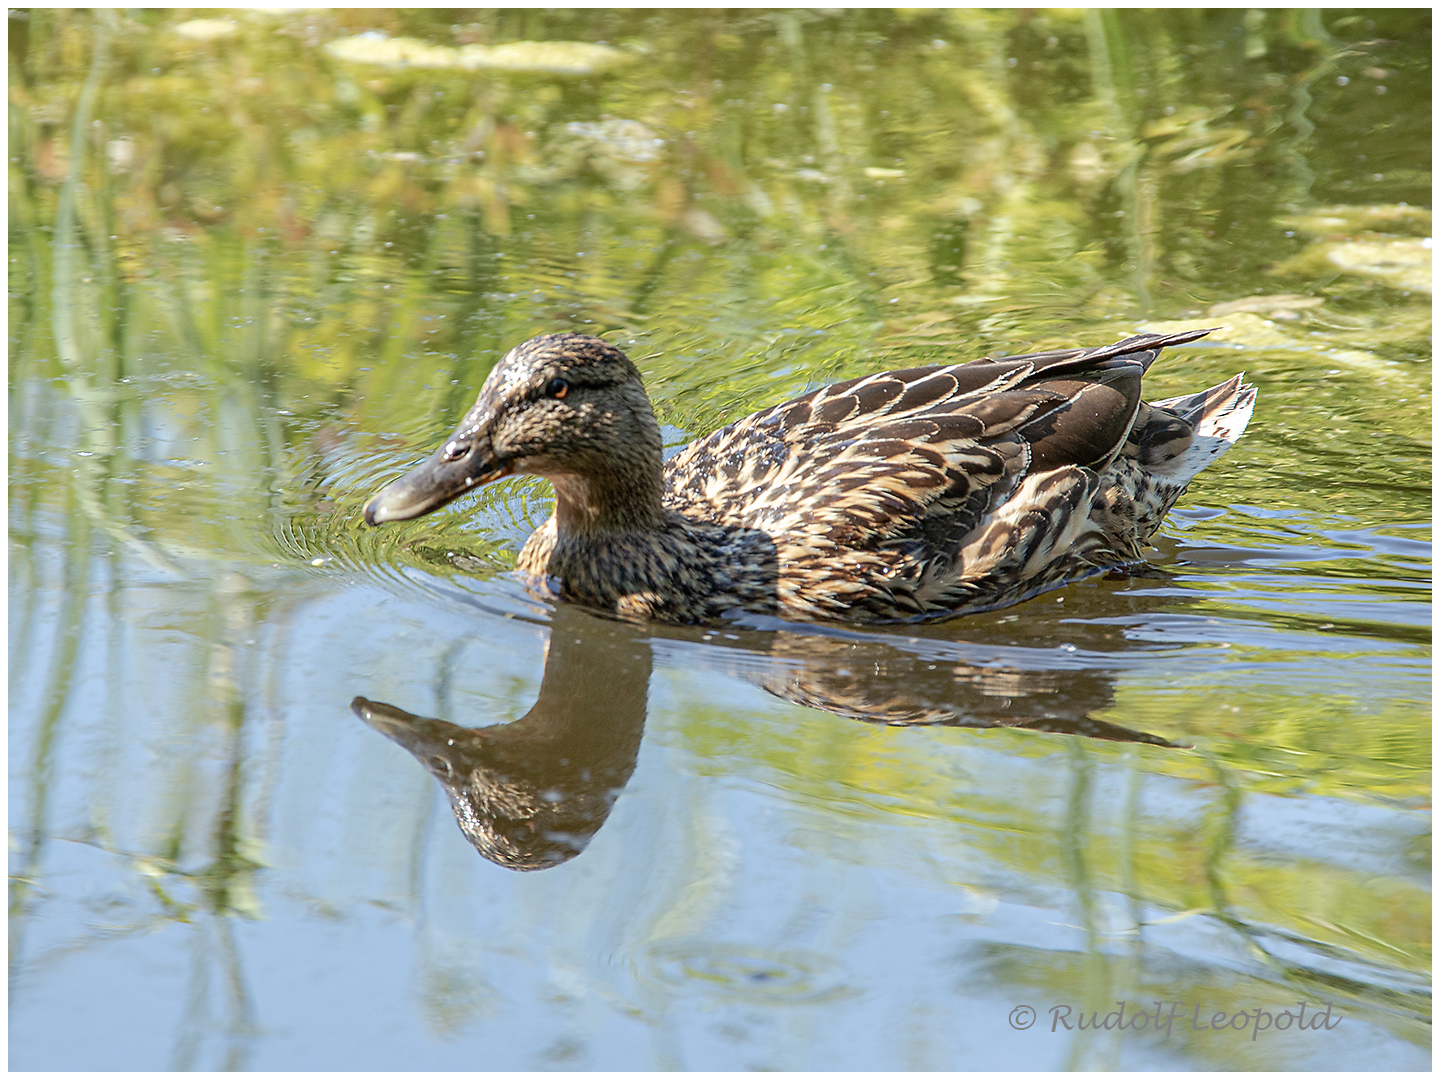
267;431;555;609
637;940;857;1005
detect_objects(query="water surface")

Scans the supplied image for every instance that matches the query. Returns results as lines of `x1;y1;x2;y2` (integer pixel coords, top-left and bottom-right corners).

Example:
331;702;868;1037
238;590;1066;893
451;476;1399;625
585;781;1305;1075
9;9;1430;1070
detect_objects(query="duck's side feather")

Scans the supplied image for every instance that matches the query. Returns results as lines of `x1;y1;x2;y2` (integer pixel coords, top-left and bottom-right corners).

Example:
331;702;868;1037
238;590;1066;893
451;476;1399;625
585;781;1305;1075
657;329;1240;622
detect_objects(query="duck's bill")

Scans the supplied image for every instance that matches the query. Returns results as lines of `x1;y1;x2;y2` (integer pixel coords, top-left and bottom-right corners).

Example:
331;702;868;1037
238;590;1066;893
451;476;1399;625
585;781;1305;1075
351;696;466;757
362;446;512;525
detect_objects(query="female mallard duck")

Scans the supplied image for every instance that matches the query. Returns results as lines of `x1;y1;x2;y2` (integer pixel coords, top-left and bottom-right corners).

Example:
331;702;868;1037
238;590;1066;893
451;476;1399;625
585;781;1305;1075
364;329;1255;624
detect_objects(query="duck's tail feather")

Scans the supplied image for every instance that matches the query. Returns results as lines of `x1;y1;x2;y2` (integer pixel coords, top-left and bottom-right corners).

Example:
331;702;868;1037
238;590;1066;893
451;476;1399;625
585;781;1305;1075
1104;327;1221;371
1147;373;1257;488
996;326;1221;377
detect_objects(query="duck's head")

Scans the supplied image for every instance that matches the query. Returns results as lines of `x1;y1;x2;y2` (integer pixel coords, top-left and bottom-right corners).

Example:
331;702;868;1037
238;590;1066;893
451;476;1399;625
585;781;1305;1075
363;333;664;530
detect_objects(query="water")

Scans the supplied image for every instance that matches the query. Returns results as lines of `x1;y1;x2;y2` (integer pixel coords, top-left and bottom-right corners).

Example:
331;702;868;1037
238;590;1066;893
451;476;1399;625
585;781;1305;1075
9;9;1430;1070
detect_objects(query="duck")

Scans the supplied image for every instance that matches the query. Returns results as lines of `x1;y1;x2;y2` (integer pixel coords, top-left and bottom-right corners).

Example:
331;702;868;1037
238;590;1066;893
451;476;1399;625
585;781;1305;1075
364;329;1255;625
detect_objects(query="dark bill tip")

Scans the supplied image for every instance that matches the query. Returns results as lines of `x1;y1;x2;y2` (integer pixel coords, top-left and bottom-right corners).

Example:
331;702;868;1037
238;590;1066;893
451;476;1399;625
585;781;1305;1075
350;695;473;763
363;477;442;526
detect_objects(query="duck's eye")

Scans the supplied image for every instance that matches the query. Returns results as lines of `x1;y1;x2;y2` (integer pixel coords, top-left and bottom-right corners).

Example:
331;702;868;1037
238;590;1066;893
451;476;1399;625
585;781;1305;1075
545;377;569;400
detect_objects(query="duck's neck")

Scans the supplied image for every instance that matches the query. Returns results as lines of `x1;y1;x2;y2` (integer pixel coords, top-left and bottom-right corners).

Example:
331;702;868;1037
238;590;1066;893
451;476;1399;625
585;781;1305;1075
550;465;667;537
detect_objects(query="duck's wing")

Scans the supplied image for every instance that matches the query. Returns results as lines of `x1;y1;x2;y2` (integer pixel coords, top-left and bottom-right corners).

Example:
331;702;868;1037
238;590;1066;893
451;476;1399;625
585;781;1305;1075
666;329;1213;532
664;330;1215;617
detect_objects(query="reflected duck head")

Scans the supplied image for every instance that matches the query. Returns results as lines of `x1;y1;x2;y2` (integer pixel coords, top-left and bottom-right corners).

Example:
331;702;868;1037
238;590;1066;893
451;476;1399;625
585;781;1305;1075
363;333;664;531
352;695;626;871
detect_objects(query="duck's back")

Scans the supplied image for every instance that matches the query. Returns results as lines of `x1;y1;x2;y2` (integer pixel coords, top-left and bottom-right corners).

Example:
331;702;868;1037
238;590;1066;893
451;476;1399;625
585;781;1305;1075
663;329;1252;621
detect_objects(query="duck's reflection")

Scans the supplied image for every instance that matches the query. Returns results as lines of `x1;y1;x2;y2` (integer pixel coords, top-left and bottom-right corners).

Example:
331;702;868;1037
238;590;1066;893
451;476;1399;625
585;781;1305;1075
756;632;1178;745
353;615;649;871
354;604;1180;871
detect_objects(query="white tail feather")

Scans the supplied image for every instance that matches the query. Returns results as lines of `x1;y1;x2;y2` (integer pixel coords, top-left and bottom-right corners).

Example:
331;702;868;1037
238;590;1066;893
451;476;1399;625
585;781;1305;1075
1148;375;1257;487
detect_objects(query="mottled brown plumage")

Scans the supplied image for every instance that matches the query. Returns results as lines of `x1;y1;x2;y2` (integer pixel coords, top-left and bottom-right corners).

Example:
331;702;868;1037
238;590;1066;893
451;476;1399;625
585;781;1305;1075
364;330;1255;624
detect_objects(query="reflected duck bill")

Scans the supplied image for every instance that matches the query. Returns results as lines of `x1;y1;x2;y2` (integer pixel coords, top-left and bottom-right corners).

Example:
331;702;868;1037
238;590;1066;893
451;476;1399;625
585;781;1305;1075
350;696;461;763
